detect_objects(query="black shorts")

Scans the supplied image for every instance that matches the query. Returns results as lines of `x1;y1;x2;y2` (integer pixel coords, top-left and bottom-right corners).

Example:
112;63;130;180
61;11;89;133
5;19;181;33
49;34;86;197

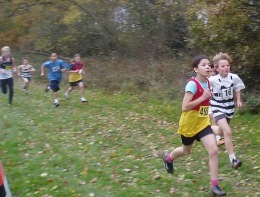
181;125;213;146
50;80;60;92
22;77;31;81
70;80;83;87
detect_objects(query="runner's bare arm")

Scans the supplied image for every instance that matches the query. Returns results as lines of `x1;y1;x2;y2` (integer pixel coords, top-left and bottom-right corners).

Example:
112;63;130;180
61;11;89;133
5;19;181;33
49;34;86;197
182;88;211;112
235;90;243;108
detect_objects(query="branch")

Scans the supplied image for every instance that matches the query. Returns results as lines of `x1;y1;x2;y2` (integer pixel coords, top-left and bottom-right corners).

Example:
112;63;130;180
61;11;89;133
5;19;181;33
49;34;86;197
66;0;116;38
28;51;71;60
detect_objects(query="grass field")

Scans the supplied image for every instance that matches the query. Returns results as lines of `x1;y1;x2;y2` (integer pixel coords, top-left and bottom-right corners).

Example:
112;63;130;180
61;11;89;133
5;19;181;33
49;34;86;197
0;79;259;197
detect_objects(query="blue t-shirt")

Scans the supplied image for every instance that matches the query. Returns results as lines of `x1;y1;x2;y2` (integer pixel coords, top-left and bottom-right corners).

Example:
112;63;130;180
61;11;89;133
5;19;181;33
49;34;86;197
42;59;68;82
185;80;208;94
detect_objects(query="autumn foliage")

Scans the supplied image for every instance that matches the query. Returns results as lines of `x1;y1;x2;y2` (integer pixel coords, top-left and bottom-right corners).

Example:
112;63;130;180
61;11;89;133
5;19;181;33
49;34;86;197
0;0;259;90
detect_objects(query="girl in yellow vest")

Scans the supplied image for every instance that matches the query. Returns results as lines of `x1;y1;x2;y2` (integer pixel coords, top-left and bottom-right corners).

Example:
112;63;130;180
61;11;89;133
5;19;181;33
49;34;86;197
64;54;87;102
163;55;226;196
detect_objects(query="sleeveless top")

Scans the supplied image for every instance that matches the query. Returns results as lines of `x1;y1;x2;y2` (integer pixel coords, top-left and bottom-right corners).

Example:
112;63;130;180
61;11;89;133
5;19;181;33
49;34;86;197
0;56;13;79
68;61;84;82
21;65;33;78
177;78;211;137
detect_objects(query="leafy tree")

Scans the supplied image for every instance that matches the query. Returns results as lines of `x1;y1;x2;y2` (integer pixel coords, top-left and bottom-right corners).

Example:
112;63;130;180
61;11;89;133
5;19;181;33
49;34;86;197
0;0;190;57
187;0;260;90
1;0;259;92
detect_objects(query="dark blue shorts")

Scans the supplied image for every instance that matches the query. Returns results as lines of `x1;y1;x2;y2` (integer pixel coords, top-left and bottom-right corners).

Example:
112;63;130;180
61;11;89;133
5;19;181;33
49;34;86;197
50;80;60;92
181;125;213;146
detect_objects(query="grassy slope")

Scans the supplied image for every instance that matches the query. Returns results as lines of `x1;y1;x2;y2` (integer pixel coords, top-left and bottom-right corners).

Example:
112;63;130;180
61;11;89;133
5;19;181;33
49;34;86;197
0;79;259;197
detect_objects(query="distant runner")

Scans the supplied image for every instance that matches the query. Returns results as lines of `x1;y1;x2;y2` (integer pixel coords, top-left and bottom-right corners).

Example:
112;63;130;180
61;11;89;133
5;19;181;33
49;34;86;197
0;46;17;105
41;53;67;107
17;57;36;94
64;54;87;103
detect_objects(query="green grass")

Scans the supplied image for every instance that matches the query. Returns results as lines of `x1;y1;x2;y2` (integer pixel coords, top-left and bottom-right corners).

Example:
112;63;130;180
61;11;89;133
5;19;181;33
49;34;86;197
0;80;259;197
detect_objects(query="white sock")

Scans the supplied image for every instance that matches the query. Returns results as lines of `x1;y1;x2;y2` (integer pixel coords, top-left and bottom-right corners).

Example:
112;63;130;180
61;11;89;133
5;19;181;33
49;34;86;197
54;98;59;103
229;153;236;163
215;135;221;141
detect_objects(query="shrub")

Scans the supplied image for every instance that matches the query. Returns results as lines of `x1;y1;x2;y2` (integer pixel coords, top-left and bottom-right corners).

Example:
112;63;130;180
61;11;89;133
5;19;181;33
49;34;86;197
240;92;260;114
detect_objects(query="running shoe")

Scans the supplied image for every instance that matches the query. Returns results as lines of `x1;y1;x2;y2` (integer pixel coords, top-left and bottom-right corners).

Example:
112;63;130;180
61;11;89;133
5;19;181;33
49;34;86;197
232;159;242;169
162;154;174;174
217;138;225;146
81;97;88;103
210;185;226;196
45;85;51;92
54;100;60;107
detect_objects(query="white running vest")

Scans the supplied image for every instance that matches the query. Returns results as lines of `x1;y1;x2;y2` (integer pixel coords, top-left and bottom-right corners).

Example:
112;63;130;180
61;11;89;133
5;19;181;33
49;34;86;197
209;73;245;119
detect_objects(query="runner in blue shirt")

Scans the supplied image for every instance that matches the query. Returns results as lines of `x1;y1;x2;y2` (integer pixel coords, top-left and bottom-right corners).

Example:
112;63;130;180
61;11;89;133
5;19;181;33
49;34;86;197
41;53;67;106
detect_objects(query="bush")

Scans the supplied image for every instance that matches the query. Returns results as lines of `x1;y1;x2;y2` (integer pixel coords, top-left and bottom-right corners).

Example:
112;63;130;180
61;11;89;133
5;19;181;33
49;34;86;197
84;56;190;94
240;92;260;114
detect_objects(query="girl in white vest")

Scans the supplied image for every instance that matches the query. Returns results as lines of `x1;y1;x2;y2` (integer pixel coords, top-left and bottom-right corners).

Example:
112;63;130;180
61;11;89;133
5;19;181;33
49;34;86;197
0;46;17;104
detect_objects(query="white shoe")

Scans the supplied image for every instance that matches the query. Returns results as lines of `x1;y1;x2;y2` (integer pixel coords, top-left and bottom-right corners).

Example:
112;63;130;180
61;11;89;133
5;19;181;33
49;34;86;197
54;99;59;107
81;97;88;102
64;92;69;99
45;85;51;92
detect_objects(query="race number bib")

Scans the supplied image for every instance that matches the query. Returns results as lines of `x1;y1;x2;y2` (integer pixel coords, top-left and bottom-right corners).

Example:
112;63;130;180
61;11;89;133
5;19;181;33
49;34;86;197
5;66;12;70
221;87;233;99
52;66;60;72
198;106;209;117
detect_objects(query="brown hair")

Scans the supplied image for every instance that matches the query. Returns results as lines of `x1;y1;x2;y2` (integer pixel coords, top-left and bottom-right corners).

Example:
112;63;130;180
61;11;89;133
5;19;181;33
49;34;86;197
74;54;80;58
73;54;81;62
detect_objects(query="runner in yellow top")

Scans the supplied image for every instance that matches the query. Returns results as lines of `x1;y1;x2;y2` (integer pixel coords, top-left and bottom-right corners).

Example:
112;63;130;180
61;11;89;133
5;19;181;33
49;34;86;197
64;54;87;103
163;55;226;196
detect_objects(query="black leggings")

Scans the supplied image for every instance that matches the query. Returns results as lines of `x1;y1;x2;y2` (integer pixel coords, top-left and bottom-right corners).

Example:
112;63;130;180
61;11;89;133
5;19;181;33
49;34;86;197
0;77;14;104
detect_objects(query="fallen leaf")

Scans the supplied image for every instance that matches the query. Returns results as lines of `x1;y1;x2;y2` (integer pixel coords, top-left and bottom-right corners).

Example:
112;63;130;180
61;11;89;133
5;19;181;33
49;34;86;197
123;168;132;172
153;174;160;180
89;192;95;197
40;173;48;177
169;187;176;195
89;177;98;183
